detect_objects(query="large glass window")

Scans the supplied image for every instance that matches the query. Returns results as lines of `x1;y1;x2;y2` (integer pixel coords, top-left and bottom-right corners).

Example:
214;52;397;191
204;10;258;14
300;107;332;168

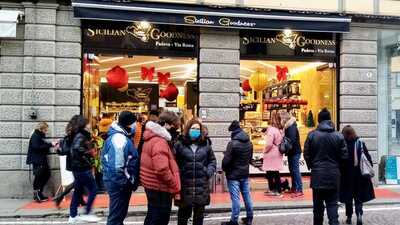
82;54;198;133
378;29;400;183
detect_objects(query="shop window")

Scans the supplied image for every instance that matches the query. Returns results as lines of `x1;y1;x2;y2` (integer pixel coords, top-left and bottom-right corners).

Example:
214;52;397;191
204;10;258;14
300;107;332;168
82;54;198;133
240;60;337;173
378;29;400;184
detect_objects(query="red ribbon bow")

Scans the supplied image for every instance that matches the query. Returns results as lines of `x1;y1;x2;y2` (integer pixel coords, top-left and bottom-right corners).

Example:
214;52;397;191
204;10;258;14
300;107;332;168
276;66;288;81
157;72;170;85
141;66;155;81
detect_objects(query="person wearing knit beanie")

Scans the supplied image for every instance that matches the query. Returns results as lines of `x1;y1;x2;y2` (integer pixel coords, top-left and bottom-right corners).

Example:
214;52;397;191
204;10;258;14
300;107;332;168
118;111;136;132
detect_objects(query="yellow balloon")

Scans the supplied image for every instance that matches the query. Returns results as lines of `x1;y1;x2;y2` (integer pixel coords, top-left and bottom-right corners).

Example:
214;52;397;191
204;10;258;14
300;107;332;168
249;70;268;91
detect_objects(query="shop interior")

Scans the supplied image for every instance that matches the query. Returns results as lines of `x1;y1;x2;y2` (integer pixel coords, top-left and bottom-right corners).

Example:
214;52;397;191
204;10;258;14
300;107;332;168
82;54;198;134
240;59;337;171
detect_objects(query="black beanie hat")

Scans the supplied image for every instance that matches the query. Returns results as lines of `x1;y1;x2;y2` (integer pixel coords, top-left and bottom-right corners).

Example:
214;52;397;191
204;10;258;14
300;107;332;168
228;120;241;132
118;111;136;127
318;108;331;123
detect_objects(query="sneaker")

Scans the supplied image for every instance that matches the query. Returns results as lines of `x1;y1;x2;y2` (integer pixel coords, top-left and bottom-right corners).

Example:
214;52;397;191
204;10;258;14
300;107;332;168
68;216;82;224
78;214;101;223
272;192;283;198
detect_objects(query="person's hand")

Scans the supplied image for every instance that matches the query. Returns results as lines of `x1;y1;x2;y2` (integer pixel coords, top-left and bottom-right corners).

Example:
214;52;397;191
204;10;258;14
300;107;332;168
174;193;181;201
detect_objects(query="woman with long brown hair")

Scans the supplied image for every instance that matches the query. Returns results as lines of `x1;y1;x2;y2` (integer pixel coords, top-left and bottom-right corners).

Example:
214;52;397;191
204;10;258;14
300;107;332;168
174;118;217;225
263;111;284;197
340;125;375;225
65;115;100;223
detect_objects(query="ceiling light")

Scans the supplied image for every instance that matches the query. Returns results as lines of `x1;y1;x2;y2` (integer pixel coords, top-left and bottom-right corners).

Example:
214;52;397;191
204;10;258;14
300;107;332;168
128;63;196;74
289;62;326;75
256;61;276;69
240;67;255;73
283;29;293;37
100;58;171;72
99;57;124;63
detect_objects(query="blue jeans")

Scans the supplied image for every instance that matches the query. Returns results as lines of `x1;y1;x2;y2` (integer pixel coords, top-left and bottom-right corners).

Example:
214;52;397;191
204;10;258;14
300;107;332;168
70;170;97;218
227;178;253;223
288;154;303;192
104;181;133;225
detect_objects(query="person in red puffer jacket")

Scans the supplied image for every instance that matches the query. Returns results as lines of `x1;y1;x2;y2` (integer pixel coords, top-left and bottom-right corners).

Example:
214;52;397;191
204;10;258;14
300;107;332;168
140;111;181;225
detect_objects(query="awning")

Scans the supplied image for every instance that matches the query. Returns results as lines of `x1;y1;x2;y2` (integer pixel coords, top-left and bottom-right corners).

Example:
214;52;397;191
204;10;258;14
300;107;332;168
0;10;23;38
72;0;351;33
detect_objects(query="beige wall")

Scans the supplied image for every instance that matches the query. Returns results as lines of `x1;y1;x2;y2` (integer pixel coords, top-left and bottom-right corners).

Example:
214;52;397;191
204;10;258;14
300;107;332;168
141;0;400;16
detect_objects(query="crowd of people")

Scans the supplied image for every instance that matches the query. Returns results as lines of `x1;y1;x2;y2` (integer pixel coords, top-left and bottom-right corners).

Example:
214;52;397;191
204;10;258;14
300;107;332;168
25;107;375;225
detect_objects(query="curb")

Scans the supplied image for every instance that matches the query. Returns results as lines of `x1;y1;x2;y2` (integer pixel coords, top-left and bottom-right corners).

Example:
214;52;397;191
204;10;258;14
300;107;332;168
2;201;400;219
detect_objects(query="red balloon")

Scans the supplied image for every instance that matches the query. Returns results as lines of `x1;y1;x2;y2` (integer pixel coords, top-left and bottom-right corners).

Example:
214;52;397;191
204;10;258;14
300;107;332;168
161;83;179;101
242;80;252;92
106;66;128;89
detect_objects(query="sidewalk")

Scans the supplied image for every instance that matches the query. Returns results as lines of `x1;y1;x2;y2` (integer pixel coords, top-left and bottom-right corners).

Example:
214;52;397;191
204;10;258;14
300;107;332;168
1;186;400;218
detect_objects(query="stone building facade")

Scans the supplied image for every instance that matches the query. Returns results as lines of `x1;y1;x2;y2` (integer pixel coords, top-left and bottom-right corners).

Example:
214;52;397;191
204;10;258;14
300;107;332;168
0;0;396;197
0;2;81;197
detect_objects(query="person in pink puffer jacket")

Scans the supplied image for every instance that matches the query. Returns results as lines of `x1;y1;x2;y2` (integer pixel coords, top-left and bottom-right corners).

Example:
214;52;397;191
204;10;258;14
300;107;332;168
263;111;284;197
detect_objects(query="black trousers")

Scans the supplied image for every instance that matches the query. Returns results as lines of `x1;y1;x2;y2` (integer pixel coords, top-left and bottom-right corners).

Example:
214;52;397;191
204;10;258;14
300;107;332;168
178;204;205;225
105;181;133;225
312;189;339;225
266;171;281;193
144;189;173;225
33;164;51;192
346;198;363;217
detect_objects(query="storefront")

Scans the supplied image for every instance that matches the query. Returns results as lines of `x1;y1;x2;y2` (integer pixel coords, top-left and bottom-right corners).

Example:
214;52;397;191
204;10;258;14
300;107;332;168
72;0;351;175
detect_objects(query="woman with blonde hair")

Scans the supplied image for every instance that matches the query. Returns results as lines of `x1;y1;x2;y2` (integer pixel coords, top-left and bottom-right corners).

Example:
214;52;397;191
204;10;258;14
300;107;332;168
280;111;304;197
263;111;284;196
26;122;55;202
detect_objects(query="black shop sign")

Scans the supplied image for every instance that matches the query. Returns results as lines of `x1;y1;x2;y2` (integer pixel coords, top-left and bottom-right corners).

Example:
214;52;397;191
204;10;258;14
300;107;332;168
82;21;198;57
240;30;337;60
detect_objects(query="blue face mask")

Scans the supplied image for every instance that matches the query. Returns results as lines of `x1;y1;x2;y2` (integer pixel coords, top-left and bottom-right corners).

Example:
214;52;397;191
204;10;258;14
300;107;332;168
189;129;201;140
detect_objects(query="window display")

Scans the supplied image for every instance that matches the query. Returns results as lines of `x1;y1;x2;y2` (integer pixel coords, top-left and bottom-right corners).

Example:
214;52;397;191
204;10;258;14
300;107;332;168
240;60;337;173
82;54;198;134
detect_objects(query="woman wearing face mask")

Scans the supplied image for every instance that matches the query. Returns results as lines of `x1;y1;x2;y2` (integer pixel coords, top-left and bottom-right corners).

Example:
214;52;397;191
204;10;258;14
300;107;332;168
174;118;217;225
141;111;181;225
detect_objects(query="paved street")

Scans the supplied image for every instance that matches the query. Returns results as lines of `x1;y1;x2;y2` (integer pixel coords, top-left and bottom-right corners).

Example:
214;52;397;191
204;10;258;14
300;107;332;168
1;204;400;225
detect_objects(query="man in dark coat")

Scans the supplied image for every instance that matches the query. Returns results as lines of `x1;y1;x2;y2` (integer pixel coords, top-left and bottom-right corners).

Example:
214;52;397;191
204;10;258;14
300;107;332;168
221;121;254;225
304;108;348;225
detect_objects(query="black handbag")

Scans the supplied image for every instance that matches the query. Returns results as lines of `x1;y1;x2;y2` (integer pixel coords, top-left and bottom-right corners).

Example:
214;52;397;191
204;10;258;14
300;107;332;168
279;136;292;155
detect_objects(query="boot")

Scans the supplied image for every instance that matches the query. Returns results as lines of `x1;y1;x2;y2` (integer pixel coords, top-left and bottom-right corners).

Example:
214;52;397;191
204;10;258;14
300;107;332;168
221;221;239;225
241;217;253;225
356;215;363;225
33;190;47;203
38;191;49;201
346;216;352;224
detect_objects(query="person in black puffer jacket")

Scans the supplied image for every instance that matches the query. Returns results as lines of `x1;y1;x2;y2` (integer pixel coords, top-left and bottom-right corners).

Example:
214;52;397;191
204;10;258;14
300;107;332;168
65;115;100;223
221;121;253;225
304;108;348;225
174;118;217;225
26;122;54;202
